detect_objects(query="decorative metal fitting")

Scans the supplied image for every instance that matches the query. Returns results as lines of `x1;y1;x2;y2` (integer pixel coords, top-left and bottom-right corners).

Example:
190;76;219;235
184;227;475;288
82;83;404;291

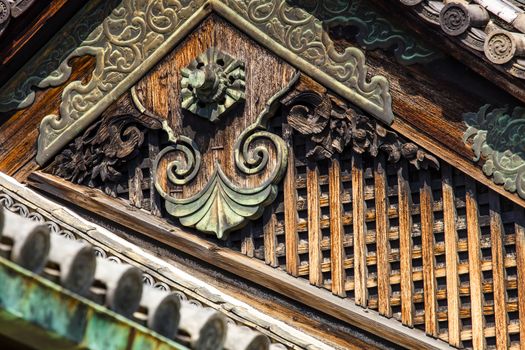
181;47;245;122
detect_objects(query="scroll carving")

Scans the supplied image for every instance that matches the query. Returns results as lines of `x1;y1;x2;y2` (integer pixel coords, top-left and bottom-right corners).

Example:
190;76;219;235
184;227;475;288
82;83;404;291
463;105;525;199
283;90;439;170
46;95;163;196
153;77;295;239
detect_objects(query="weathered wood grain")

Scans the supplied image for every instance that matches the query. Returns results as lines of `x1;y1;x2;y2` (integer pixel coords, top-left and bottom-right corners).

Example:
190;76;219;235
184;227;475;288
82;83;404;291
307;161;322;286
283;123;299;277
420;170;438;337
397;160;414;327
352;153;368;307
489;190;509;349
374;154;391;317
442;165;461;347
329;157;346;297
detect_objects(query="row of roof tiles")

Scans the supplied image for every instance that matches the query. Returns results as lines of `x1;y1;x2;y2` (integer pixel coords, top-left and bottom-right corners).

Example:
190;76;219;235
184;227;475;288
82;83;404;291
400;0;525;79
0;207;278;350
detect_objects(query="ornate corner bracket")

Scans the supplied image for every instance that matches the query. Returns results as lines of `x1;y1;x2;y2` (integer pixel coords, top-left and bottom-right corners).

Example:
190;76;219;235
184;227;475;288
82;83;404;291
33;0;394;166
463;104;525;199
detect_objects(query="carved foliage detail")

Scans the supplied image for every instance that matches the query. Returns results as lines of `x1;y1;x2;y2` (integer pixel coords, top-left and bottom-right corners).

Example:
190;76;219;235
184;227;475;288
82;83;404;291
47;103;163;195
463;105;525;199
283;90;439;169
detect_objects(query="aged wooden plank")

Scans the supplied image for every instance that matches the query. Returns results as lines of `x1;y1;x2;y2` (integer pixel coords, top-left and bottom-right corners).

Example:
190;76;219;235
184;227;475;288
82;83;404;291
489;190;509;349
374;154;391;317
329;157;346;297
515;205;525;349
420;170;438;337
263;204;278;267
352;153;368;307
282;123;299;277
397;160;414;327
27;171;452;350
307;161;322;286
441;165;461;347
465;176;485;350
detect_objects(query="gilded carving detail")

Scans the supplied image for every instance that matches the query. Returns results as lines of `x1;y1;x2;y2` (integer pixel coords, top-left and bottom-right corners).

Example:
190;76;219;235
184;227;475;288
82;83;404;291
463;105;525;199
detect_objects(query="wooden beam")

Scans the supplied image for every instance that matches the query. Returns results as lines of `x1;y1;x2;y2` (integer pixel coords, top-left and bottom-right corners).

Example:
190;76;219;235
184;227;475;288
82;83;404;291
420;170;438;337
441;165;461;347
352;153;368;307
307;161;322;286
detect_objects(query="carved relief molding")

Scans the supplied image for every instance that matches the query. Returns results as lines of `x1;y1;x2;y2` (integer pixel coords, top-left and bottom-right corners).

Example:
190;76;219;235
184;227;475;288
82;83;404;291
32;0;396;166
463;104;525;199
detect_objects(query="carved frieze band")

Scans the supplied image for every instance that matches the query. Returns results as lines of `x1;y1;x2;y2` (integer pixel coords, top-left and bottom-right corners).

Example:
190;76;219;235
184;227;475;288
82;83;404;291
31;0;399;166
463;105;525;200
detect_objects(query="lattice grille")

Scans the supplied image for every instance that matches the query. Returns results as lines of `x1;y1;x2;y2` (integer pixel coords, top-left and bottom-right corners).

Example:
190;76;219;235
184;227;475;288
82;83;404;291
117;115;525;350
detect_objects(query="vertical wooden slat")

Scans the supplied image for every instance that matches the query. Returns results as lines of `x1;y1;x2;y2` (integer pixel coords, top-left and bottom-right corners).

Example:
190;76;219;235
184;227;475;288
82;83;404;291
352;153;367;307
282;124;299;276
263;205;278;267
307;161;322;286
241;224;255;258
128;158;143;209
515;205;525;349
465;177;486;350
374;154;391;317
442;165;461;347
398;160;414;327
489;190;509;349
329;157;346;297
420;170;438;337
149;130;162;217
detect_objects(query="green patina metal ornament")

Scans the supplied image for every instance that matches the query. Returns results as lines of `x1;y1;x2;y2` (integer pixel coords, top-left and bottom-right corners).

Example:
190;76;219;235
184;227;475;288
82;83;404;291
154;75;296;239
463;104;525;199
181;47;246;122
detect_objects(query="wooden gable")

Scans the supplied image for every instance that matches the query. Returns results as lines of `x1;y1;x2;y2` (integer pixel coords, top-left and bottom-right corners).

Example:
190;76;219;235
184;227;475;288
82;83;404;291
2;1;525;349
